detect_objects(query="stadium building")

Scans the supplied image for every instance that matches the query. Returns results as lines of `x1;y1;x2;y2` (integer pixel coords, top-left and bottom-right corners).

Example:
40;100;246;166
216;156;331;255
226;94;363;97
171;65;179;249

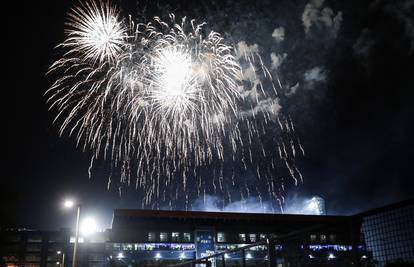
1;198;413;267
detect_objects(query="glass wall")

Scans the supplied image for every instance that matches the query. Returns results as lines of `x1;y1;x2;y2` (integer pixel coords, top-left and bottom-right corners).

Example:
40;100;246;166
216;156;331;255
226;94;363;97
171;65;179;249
361;204;414;266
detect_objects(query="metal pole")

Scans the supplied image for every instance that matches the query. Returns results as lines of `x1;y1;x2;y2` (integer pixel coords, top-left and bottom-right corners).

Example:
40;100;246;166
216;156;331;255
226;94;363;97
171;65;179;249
62;252;65;267
72;205;81;267
266;239;276;267
241;250;246;267
221;254;226;267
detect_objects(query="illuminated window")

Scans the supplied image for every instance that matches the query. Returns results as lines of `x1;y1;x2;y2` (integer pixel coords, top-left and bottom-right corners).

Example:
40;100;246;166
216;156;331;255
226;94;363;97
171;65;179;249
122;243;133;250
249;234;257;242
69;237;84;243
183;233;191;242
172;232;180;242
310;234;317;243
217;232;225;242
320;234;327;243
148;232;156;242
160;232;168;242
259;234;266;240
239;233;246;242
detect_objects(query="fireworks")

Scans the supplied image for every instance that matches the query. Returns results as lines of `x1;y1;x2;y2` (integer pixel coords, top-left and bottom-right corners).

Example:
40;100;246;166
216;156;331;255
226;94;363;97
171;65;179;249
47;0;303;211
64;0;126;63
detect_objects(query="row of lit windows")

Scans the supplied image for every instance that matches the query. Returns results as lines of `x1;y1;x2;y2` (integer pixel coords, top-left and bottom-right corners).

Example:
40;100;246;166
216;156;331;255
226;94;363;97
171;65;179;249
145;232;339;244
148;232;192;242
113;243;196;251
216;233;269;243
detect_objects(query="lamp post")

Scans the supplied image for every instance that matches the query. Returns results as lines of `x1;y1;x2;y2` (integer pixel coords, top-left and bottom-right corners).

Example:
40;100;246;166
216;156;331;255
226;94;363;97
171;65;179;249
72;204;81;267
63;200;81;267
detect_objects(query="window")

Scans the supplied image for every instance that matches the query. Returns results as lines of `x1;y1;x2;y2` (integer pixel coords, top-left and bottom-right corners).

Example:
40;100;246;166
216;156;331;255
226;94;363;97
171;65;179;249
122;243;133;250
47;253;57;261
7;235;20;242
3;255;19;263
259;234;266;240
217;232;226;242
69;237;84;243
320;234;327;243
160;232;168;242
25;254;41;261
329;234;336;243
47;234;62;243
249;234;257;243
28;235;42;243
239;233;246;242
148;232;156;242
89;253;105;261
310;234;317;243
172;232;180;242
26;244;42;252
183;233;191;242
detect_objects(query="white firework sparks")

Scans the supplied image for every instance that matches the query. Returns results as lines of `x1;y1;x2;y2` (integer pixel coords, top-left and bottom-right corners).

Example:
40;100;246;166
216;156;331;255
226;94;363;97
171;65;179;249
47;1;304;210
64;0;126;63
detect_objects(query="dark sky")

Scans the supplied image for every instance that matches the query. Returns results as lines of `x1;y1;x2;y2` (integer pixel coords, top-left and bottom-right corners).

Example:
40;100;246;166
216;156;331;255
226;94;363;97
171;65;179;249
3;0;414;230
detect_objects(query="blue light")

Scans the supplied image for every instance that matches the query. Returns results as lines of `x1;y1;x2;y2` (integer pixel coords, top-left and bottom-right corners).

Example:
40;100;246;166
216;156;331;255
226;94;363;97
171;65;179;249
309;244;352;251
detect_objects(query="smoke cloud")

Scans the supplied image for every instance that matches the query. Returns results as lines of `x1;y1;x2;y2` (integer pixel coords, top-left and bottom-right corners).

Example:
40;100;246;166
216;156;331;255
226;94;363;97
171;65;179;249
286;82;300;97
272;27;285;42
270;52;287;71
239;97;281;119
191;194;324;215
303;66;327;90
302;0;343;38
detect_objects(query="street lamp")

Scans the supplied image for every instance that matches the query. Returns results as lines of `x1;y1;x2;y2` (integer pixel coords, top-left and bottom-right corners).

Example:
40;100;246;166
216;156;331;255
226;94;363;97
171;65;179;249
63;199;81;267
64;200;74;208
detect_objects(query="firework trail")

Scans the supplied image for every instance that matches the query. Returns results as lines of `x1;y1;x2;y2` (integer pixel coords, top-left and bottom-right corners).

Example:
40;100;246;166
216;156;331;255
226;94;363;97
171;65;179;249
47;0;304;211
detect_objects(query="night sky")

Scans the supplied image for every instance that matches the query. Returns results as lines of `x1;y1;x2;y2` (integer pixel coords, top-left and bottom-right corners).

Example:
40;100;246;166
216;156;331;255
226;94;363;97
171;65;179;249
3;0;413;231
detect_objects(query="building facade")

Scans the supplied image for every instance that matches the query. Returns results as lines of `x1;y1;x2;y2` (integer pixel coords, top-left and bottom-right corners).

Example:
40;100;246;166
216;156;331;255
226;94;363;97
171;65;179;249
0;228;107;267
106;209;364;267
1;199;413;267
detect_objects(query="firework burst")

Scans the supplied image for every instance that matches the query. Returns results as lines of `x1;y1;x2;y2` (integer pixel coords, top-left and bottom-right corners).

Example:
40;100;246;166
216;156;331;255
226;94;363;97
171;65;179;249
47;0;303;211
64;0;126;63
